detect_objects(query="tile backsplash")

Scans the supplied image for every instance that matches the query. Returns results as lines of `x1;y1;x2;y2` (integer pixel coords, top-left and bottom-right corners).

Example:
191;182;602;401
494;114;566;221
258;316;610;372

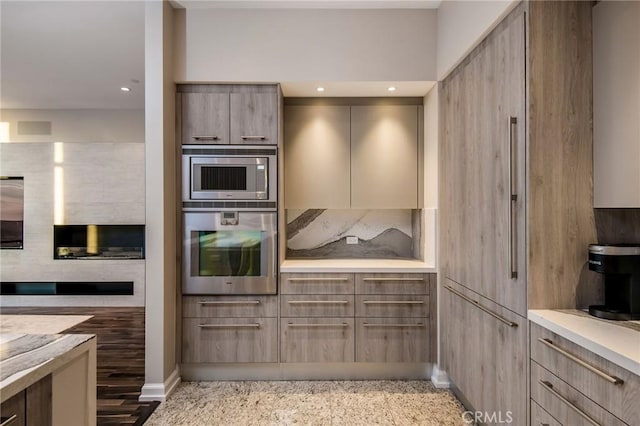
286;209;420;259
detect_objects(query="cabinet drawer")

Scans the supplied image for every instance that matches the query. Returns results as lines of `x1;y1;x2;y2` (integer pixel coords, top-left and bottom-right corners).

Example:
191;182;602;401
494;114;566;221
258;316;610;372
355;318;428;362
280;318;355;363
531;323;640;425
1;390;25;426
532;400;562;426
355;295;429;317
182;318;277;363
281;273;355;294
531;361;626;426
281;295;354;317
183;295;277;318
355;273;428;295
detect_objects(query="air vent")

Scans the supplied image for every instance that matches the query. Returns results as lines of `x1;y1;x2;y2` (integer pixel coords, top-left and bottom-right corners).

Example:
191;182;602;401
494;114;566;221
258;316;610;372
183;201;276;209
182;148;276;156
17;121;52;135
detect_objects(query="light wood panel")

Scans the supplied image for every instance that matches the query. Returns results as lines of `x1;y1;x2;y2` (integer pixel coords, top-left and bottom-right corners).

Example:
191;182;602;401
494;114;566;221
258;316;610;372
281;273;355;295
180;92;230;145
527;0;597;309
531;323;640;426
355;295;429;318
355;273;428;295
182;318;278;363
351;105;418;209
230;92;278;145
26;375;51;426
280;294;354;318
531;362;626;426
355;317;428;363
531;400;562;426
441;279;527;424
183;295;277;318
284;105;351;209
280;318;355;363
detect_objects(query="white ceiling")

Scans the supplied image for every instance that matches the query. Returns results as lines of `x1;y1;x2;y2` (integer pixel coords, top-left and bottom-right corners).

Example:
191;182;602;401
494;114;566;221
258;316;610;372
1;1;145;110
1;0;438;110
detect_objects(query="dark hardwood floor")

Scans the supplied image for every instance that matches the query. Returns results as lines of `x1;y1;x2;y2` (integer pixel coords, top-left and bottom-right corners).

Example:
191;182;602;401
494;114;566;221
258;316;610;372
1;306;159;425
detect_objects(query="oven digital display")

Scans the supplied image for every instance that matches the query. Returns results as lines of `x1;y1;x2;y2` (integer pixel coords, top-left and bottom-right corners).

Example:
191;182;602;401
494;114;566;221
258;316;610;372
198;231;262;276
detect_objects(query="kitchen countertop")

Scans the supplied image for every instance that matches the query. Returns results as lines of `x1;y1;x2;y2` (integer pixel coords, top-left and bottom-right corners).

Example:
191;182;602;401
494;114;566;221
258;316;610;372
0;314;92;334
280;259;435;273
529;309;640;376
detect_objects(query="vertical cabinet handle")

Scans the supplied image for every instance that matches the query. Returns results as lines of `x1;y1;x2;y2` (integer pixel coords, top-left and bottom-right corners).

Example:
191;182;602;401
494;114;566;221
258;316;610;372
509;116;518;279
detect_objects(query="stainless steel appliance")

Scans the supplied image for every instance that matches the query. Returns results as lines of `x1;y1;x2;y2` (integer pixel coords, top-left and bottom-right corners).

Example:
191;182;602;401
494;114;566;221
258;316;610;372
588;244;640;320
183;211;277;295
182;145;276;209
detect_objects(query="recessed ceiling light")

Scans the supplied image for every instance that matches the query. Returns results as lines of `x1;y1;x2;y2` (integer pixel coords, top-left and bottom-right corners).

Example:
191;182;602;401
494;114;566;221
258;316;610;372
316;87;325;92
388;86;397;92
120;87;131;92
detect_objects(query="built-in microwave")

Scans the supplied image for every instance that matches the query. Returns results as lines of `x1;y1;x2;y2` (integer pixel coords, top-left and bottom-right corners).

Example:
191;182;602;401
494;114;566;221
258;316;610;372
182;145;277;206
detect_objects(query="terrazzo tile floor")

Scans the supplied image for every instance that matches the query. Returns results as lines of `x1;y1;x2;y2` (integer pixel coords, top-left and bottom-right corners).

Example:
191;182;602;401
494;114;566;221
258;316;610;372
146;380;466;425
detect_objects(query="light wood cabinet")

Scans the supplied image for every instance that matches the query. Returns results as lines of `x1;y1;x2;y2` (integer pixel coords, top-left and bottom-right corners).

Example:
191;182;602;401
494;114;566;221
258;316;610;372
180;92;230;145
351;105;419;209
283;101;421;209
182;295;278;364
355;295;429;318
355;273;429;295
284;105;351;209
531;401;562;426
355;318;428;363
230;92;278;145
177;84;279;146
441;279;527;424
280;318;355;363
281;272;355;295
281;294;354;318
531;323;640;426
0;375;52;426
440;1;595;423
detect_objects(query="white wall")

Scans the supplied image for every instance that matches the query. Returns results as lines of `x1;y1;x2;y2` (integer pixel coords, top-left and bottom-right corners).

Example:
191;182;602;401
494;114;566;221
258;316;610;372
175;8;437;82
0;142;145;306
437;0;517;80
593;0;640;207
0;109;144;143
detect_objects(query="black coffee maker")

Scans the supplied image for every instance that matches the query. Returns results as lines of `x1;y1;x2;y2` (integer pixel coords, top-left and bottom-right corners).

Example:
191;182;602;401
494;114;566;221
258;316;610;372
588;244;640;320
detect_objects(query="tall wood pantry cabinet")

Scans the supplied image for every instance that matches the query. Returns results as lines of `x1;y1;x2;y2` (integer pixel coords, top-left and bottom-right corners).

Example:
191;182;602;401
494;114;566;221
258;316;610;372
439;1;596;424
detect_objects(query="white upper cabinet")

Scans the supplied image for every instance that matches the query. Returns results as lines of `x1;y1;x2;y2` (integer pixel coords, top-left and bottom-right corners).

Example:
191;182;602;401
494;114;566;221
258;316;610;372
351;105;419;209
284;105;351;209
284;102;421;210
593;1;640;207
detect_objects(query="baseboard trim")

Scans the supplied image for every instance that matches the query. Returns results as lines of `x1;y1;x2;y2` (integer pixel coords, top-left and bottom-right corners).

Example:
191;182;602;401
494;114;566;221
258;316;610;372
139;365;181;402
430;364;451;388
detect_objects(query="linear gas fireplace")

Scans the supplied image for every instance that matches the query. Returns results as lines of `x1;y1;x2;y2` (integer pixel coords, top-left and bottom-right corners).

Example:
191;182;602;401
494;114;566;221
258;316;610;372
53;224;144;260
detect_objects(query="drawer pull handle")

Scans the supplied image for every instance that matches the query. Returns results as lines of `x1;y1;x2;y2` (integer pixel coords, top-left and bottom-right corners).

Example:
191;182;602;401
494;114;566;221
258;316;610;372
538;338;624;385
363;300;424;305
192;135;219;141
444;285;518;328
199;300;261;305
287;323;349;327
362;323;425;327
539;380;600;426
198;323;261;329
287;278;350;282
362;278;424;282
287;300;349;304
0;415;18;426
241;135;267;140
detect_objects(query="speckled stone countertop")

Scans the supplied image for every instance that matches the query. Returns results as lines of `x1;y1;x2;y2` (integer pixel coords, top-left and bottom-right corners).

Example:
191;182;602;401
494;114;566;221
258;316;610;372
0;314;92;334
281;259;436;273
529;309;640;375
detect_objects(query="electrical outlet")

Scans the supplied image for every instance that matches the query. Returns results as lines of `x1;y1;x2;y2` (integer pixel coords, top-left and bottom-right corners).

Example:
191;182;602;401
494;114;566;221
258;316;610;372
346;236;359;245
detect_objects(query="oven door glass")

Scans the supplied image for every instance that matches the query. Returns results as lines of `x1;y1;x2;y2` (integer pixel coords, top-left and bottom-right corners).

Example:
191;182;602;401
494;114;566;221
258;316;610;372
197;230;264;277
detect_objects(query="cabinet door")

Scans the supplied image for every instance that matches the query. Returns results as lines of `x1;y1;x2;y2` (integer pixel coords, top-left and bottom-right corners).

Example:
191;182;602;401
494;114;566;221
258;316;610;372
284;105;351;208
441;280;527;425
181;92;230;144
280;318;355;362
355;317;428;362
230;92;278;145
350;105;418;209
439;8;526;316
1;391;25;426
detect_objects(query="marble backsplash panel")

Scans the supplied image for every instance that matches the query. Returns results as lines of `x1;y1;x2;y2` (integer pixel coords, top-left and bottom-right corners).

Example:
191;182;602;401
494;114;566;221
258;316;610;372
286;209;420;259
